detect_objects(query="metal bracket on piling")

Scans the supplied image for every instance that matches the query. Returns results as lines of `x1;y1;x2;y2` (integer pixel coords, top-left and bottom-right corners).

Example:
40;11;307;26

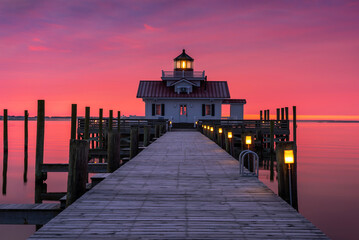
239;150;259;177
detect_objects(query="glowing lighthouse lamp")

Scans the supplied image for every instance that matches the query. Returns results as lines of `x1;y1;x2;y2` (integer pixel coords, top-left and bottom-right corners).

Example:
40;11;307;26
284;149;294;206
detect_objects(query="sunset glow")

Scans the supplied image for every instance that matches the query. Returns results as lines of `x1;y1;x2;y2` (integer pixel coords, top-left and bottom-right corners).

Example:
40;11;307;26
0;1;358;120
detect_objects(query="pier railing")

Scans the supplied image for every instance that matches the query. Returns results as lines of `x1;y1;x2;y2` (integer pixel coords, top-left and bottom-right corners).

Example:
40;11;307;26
77;118;168;134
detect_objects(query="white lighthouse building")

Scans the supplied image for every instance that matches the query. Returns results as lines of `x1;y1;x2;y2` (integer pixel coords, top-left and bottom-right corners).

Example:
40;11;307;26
137;49;246;124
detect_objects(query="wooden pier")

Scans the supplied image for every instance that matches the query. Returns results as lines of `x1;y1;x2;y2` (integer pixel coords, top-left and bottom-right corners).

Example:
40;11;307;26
29;131;327;239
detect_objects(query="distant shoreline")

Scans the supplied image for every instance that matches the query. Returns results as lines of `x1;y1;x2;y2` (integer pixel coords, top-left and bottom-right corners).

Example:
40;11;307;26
0;116;358;123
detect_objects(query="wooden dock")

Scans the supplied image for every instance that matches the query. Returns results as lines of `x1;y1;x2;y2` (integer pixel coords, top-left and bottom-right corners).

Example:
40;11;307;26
29;131;327;239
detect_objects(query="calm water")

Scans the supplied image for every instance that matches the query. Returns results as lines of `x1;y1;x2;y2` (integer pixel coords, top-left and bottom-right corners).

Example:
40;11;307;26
0;121;358;239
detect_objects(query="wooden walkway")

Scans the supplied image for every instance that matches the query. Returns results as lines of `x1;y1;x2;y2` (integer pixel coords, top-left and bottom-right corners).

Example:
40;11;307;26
29;131;327;239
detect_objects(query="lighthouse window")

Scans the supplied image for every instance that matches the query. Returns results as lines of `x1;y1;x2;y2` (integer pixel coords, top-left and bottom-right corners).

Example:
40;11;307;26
202;104;215;116
152;104;165;116
155;104;161;115
205;105;211;115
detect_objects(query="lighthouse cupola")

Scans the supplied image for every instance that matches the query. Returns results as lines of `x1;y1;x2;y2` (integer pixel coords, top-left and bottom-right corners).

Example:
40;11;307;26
174;49;194;71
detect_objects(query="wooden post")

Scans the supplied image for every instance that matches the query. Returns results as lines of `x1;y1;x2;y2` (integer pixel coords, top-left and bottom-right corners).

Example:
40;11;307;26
66;140;89;206
71;104;77;140
35;100;45;203
143;125;150;147
276;141;298;210
159;124;163;137
107;131;121;173
3;109;8;154
285;107;290;141
2;151;7;195
276;108;280;121
117;111;121;133
270;120;274;181
285;107;289;120
264;110;267;121
24;110;28;183
267;110;270;120
130;126;139;159
108;110;113;131
154;125;159;139
281;108;284;121
293;106;297;144
260;110;263;121
3;109;8;194
99;109;103;149
84;107;90;140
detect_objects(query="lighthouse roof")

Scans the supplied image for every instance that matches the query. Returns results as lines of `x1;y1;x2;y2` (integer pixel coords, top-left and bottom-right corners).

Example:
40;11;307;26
174;49;194;61
137;80;230;99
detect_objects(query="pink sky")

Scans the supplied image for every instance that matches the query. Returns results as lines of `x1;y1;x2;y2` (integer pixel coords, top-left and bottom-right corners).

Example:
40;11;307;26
0;0;358;119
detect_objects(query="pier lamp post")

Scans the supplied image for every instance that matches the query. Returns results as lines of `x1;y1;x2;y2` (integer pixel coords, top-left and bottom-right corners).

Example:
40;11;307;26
245;135;252;150
284;149;294;206
210;127;214;140
228;131;233;155
218;128;223;147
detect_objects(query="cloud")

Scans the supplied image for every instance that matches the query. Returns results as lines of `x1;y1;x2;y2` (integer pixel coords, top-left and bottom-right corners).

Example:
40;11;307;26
32;38;43;42
28;45;50;51
144;24;160;32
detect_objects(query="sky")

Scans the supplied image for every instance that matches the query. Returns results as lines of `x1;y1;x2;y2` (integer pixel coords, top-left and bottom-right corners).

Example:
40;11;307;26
0;0;358;120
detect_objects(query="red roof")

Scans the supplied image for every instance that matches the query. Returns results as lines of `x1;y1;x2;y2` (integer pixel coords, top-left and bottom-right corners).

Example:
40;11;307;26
137;81;230;98
222;99;247;104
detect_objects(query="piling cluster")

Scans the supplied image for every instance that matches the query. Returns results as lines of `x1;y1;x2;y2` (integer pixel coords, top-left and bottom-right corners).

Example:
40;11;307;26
199;106;298;210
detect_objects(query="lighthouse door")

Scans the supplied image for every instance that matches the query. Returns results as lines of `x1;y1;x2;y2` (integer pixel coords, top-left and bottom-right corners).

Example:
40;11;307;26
179;104;187;122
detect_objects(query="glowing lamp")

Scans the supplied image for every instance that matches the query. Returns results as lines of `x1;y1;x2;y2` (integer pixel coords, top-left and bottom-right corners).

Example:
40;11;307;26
203;125;206;128
245;136;252;145
169;121;172;125
210;127;214;132
228;132;233;139
284;150;294;164
207;126;210;130
195;121;198;125
218;128;223;134
174;49;194;70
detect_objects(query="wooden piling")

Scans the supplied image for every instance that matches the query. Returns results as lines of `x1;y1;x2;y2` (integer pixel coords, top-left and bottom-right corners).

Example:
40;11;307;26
260;110;263;121
99;109;103;149
71;104;77;140
24;110;28;183
159;124;163;137
263;110;267;121
66;140;89;206
267;110;270;120
84;107;90;140
108;110;113;132
2;151;7;195
3;109;8;154
270;120;274;181
130;126;139;159
154;125;160;139
35;100;45;203
293;106;297;144
107;131;121;173
276;141;298;210
143;125;150;147
276;108;280;121
285;107;289;121
117;111;121;133
281;108;284;121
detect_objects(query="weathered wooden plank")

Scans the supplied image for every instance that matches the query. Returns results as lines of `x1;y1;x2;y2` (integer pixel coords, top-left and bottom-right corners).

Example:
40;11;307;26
41;163;108;173
0;203;61;225
29;132;327;239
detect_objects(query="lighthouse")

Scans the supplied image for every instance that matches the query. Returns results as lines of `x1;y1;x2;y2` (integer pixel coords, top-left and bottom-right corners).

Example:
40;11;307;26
136;49;246;124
